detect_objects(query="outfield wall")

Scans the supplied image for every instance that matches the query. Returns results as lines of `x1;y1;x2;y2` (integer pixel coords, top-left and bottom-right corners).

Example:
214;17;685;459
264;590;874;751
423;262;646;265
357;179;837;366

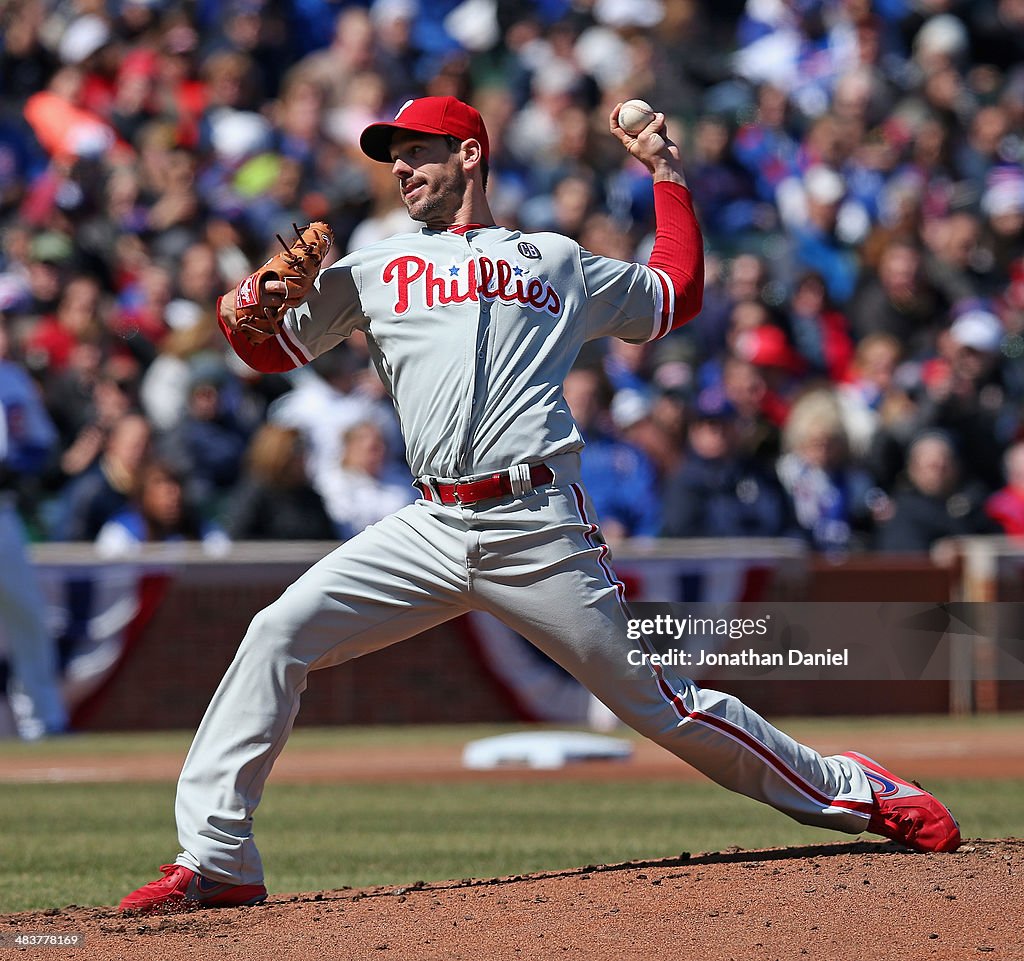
20;538;1021;731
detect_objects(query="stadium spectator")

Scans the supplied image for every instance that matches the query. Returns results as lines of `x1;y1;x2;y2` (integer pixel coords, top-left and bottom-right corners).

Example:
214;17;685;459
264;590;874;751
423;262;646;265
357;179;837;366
836;332;914;464
174;242;226;317
733;83;799;205
955;106;1012;190
563;366;661;541
980;166;1024;278
52;410;151;541
876;430;998;552
320;421;413;541
986;441;1024;538
698;297;778;395
24;274;104;376
731;323;806;413
848;239;949;356
110;260;174;361
693;252;770;360
720;354;785;468
95;456;227;557
785;271;855;383
968;0;1024;74
138;317;224;433
611;387;686;485
602;336;653;396
47;360;140;492
295;7;378;112
685;114;763;246
661;387;799;540
922;209;987;305
268;346;402;508
154;356;249;515
224;423;336;541
784;164;860;305
910;309;1008;491
776;389;883;553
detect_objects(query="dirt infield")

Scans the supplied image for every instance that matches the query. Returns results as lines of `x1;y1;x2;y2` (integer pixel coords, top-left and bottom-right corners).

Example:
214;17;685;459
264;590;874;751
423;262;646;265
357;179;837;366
3;724;1024;784
5;840;1022;960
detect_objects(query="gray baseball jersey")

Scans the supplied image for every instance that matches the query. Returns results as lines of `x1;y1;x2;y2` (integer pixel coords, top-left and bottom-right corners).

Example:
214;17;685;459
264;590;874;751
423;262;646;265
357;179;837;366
270;225;678;479
174;191;878;886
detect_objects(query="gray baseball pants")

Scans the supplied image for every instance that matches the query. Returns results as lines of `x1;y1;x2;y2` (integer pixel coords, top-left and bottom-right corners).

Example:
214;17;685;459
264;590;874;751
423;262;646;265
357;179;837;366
174;453;873;884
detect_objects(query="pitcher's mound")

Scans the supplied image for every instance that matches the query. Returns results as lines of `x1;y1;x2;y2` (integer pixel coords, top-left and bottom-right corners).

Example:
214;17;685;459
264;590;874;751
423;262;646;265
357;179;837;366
10;840;1023;960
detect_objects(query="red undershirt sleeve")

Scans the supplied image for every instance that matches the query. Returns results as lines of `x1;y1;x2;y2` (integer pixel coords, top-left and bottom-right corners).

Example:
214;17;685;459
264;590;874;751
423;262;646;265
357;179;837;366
646;181;705;334
216;296;301;373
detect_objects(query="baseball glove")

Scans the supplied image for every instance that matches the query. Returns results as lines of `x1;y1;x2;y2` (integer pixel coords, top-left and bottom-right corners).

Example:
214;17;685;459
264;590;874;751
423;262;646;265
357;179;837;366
232;221;334;343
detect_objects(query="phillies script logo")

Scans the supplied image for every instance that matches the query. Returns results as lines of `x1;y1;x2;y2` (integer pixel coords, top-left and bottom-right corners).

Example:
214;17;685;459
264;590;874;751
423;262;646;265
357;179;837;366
382;256;562;317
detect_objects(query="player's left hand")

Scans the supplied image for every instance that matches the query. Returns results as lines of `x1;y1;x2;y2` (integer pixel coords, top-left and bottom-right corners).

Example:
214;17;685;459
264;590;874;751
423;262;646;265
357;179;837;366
229;221;334;345
609;104;683;180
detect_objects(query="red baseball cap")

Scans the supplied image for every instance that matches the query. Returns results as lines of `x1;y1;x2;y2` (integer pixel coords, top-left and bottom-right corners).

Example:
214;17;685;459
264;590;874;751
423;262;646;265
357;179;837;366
359;96;490;163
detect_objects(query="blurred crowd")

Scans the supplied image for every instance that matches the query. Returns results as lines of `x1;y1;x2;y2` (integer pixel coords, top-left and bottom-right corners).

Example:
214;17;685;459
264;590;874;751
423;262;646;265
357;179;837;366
2;0;1024;558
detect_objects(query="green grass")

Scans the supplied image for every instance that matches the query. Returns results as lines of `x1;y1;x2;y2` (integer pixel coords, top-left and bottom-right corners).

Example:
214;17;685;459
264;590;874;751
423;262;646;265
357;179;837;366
1;713;1020;763
1;776;1021;915
2;718;1023;914
0;724;528;764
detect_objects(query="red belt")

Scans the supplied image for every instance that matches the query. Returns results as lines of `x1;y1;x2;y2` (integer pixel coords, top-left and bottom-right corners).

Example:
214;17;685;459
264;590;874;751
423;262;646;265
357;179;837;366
418;464;554;506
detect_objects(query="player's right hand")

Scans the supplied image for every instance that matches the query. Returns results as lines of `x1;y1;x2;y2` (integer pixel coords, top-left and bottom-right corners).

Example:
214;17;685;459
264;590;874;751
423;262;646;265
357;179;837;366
608;104;684;183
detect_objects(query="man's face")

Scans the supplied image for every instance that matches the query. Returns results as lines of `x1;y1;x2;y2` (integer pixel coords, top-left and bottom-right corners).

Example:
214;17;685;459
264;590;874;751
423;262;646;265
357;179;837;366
689;418;733;460
389;132;466;226
909;437;956;498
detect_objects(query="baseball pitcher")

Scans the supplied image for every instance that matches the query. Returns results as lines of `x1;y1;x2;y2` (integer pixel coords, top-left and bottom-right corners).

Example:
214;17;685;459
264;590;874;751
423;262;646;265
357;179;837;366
121;97;959;912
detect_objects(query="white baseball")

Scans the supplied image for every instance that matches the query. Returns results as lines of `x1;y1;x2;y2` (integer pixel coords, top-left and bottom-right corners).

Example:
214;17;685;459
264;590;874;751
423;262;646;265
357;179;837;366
617;99;656;136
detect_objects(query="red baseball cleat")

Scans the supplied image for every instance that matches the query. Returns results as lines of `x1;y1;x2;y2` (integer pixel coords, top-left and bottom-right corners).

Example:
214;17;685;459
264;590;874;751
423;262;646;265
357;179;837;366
119;864;267;913
843;751;961;853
